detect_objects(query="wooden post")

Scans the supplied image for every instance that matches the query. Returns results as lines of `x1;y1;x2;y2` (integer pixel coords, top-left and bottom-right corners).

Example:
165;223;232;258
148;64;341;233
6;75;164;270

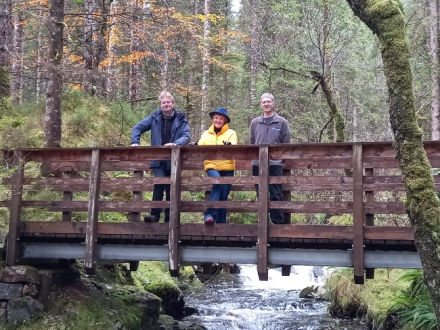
365;167;375;279
257;146;269;281
62;171;73;222
168;147;182;277
281;168;291;276
129;170;143;271
6;151;24;266
85;150;102;274
352;144;365;284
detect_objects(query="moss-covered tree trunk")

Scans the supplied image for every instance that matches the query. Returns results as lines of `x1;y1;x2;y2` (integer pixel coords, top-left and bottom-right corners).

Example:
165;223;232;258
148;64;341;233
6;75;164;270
346;0;440;325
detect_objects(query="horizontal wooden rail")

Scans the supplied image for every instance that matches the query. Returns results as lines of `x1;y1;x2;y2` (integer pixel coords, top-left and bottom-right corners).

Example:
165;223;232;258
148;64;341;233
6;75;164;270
18;222;415;241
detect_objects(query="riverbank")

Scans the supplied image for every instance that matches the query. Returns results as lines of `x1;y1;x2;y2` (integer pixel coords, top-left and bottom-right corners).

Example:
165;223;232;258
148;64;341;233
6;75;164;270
0;261;204;330
324;268;437;330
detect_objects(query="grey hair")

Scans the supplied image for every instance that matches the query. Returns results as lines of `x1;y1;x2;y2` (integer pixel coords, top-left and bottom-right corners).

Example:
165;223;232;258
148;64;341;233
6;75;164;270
260;93;275;102
159;91;175;102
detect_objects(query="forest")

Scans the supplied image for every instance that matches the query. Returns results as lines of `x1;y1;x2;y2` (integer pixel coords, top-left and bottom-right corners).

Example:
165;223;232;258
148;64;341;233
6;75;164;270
1;0;440;329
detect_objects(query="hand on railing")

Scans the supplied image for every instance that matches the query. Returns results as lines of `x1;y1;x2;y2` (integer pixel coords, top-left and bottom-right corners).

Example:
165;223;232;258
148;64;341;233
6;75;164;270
223;141;231;145
130;144;139;147
189;142;198;146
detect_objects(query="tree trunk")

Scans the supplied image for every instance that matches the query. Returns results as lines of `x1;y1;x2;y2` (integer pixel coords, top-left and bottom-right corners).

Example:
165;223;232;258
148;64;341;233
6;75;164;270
11;13;24;105
107;0;118;100
129;0;143;110
0;0;12;118
346;0;440;325
429;0;440;140
200;0;211;131
44;0;65;148
249;0;258;108
186;0;200;140
36;3;45;102
83;0;108;96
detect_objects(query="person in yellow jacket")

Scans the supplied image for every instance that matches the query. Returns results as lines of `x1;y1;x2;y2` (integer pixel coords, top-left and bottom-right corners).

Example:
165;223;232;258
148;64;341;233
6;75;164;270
198;108;238;224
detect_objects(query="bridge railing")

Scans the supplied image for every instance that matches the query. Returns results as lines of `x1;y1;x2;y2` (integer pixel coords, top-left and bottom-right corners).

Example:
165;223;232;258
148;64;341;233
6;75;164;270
2;142;440;282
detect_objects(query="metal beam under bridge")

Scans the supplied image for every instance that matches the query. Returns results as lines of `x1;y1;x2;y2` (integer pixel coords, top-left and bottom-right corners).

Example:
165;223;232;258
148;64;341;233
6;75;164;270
21;243;422;269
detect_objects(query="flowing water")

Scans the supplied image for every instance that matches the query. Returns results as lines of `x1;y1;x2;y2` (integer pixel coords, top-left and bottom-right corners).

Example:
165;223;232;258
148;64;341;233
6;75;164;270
184;265;366;330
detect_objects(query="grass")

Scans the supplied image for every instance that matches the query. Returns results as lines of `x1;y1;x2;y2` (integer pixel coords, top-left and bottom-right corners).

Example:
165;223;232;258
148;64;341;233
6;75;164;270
324;268;415;329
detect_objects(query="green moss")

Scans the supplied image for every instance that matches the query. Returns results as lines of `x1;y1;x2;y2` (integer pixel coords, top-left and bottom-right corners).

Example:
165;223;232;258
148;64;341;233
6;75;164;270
325;268;410;328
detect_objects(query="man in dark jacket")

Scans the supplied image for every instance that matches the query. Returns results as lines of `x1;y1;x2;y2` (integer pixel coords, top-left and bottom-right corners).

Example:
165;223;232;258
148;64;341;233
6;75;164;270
130;91;190;222
250;93;291;224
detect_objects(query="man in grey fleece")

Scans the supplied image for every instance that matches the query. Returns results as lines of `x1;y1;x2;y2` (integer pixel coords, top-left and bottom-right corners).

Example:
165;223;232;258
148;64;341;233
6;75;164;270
249;93;291;224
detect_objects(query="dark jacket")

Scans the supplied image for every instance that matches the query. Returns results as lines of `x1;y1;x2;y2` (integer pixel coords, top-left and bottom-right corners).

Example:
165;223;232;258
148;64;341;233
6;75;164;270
131;108;191;168
249;113;291;166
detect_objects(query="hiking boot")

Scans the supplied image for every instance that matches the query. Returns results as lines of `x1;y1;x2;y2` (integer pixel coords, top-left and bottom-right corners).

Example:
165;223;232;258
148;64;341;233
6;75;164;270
144;215;159;223
204;215;214;225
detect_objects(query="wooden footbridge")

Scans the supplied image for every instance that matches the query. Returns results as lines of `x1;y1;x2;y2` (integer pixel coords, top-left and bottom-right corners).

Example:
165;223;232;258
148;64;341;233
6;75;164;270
2;142;434;283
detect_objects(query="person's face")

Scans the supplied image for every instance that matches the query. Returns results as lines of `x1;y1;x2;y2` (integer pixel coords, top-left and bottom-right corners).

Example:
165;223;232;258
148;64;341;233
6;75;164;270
260;97;275;113
160;96;175;113
212;114;227;129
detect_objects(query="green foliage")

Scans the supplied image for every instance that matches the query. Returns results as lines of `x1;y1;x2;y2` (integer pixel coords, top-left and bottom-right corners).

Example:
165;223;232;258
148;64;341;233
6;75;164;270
391;270;437;330
324;268;410;328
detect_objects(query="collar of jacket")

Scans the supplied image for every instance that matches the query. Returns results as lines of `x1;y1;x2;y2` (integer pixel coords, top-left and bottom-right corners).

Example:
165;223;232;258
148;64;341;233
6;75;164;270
208;123;230;135
256;113;279;124
151;108;185;120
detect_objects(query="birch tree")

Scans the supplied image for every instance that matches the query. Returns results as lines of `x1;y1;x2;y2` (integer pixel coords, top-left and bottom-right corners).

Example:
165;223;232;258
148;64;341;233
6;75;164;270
200;0;211;130
0;0;12;117
429;0;440;140
11;13;24;105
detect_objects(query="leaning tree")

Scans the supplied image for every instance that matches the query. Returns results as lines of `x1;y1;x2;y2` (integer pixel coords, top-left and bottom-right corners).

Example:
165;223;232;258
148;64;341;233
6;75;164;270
345;0;440;325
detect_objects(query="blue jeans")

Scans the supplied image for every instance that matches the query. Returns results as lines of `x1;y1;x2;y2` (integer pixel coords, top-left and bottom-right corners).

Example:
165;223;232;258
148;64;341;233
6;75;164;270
205;169;234;224
252;165;284;224
151;162;171;222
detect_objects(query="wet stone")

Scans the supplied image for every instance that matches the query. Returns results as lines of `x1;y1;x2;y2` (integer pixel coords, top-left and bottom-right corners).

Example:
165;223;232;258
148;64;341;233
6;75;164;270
22;284;38;297
0;308;6;325
0;283;22;300
7;296;44;324
2;266;39;284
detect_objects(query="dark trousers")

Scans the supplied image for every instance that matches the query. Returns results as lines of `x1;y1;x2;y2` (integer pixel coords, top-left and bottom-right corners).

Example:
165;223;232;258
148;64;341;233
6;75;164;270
205;169;234;224
151;162;171;222
252;165;284;224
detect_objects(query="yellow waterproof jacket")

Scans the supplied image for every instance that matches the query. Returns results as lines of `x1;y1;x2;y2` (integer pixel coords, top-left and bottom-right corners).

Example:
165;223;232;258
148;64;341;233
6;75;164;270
198;123;238;171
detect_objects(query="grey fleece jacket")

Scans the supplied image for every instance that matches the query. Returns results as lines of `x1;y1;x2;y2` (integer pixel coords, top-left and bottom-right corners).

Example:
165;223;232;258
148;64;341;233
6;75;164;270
249;113;291;166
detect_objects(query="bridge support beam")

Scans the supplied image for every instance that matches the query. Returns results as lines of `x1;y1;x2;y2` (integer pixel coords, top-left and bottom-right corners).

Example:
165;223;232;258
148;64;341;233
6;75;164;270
169;147;182;277
257;146;269;281
129;170;143;272
85;150;102;274
6;151;24;266
352;144;365;284
365;167;375;279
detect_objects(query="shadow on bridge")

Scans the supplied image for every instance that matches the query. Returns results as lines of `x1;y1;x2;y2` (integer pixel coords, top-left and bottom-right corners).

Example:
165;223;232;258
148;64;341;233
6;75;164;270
2;142;435;283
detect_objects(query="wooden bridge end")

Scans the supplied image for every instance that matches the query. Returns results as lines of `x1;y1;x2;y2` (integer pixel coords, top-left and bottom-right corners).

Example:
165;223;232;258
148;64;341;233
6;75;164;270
258;271;268;281
169;268;180;278
365;268;375;279
354;275;365;285
281;265;291;276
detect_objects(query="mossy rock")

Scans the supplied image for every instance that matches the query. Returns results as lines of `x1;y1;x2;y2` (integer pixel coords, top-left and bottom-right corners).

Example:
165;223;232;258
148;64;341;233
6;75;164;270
299;285;318;299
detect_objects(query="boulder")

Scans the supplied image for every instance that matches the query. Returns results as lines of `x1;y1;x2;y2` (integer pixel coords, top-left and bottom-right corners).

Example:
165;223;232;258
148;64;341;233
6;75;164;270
299;285;318;299
7;296;44;324
22;284;38;297
2;266;39;284
140;291;161;329
156;314;207;330
0;283;22;299
0;307;6;325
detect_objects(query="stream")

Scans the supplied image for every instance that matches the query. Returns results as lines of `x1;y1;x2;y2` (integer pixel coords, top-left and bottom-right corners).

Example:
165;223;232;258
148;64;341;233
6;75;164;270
183;265;366;330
